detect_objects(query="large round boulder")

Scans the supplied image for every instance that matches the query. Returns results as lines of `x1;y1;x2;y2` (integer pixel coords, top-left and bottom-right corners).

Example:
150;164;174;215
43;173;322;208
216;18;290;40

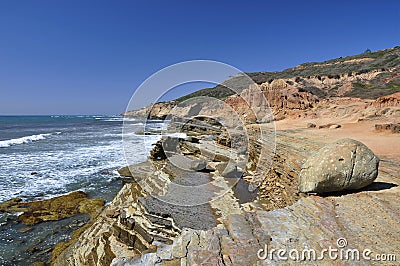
299;138;379;193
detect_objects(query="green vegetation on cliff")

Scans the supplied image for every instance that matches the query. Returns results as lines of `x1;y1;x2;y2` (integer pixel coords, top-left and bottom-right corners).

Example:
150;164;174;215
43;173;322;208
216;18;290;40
176;46;400;101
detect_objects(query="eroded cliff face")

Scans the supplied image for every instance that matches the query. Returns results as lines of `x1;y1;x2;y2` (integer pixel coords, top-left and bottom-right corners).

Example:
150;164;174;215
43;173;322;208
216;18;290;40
123;101;177;120
263;68;387;97
373;92;400;108
122;67;399;123
225;81;319;122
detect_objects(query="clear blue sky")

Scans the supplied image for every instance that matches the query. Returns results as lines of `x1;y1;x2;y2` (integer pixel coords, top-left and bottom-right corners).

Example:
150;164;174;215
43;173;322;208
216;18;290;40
0;0;399;115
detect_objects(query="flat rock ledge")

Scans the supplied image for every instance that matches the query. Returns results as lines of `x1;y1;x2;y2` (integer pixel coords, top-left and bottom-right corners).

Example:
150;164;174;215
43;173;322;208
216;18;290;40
111;168;399;265
53;131;400;266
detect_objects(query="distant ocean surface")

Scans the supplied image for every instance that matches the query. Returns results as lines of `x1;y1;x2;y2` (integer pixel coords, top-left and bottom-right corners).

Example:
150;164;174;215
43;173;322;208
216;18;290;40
0;115;163;203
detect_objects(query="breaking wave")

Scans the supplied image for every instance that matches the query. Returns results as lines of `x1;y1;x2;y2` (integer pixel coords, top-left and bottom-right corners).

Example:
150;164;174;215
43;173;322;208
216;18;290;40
0;132;60;148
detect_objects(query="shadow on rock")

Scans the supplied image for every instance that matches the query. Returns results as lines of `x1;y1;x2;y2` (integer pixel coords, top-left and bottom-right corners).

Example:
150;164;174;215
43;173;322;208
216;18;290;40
318;181;398;196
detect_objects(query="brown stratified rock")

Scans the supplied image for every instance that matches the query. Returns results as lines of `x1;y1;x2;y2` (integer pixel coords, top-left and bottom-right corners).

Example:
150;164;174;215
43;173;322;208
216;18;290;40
261;86;319;110
122;101;177;120
0;197;26;213
225;83;319;123
299;138;379;193
253;128;320;211
373;92;400;108
0;191;104;225
375;123;400;133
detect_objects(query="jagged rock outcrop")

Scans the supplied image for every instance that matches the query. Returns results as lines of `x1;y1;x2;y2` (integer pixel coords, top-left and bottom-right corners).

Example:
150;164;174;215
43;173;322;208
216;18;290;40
53;165;183;265
111;158;400;265
261;86;319;110
224;82;319;123
53;125;400;266
375;123;400;133
55;82;400;266
299;139;379;193
373;92;400;108
122;101;177;120
53;134;250;265
253;129;321;210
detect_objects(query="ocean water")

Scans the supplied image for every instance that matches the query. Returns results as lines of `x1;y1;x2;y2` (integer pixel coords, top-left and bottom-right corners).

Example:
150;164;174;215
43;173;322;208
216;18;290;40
0;115;165;202
0;115;164;264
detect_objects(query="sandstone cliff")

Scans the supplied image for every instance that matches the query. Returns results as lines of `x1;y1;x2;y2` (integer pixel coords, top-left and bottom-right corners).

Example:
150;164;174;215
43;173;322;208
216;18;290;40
123;64;399;121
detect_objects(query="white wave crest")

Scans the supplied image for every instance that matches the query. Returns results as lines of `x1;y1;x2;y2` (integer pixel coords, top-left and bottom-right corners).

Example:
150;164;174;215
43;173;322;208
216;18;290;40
0;133;56;148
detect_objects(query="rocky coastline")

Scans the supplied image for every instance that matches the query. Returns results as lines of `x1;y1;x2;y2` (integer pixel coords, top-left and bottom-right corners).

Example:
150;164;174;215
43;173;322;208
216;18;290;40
0;191;105;265
53;48;400;265
2;47;399;265
53;89;399;265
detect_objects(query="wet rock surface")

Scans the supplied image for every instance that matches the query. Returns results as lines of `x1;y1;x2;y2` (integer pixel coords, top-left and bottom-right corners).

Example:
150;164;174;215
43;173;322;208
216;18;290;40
0;212;90;265
0;191;105;265
0;191;104;225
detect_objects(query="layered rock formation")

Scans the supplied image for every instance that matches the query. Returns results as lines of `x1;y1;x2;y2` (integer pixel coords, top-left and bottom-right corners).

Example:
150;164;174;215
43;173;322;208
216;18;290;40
123;101;177;120
111;168;399;265
373;92;400;108
224;80;319;122
53;171;170;265
105;132;399;265
122;46;400;121
123;81;399;126
53;119;400;265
